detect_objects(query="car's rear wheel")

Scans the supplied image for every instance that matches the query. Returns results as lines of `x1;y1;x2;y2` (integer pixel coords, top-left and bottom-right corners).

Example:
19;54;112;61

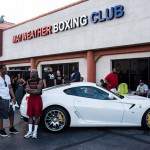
43;106;70;132
142;109;150;129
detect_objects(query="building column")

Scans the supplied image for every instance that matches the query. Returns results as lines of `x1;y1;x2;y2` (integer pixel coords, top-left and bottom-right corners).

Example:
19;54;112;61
30;58;36;69
87;51;96;82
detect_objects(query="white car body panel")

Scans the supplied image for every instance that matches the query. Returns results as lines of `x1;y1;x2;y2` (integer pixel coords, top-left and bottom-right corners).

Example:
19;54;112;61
121;95;150;126
20;82;150;128
74;97;124;125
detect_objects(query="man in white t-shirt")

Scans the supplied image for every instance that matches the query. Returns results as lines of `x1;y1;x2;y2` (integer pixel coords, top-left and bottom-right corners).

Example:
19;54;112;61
136;80;149;97
0;64;19;137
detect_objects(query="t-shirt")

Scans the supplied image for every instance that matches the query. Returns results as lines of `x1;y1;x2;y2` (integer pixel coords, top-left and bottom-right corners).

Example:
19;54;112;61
43;72;55;87
136;84;148;94
105;72;118;90
117;83;128;96
0;74;11;100
70;71;81;82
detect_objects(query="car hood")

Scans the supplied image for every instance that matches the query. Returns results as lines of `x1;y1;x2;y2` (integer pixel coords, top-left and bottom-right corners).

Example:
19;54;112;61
122;95;150;104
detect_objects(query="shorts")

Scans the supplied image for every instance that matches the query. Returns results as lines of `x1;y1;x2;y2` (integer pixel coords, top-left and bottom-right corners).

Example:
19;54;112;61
0;99;14;119
27;95;43;117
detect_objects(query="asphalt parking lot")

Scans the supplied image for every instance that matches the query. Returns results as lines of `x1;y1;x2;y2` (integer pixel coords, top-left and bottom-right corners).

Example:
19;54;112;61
0;111;150;150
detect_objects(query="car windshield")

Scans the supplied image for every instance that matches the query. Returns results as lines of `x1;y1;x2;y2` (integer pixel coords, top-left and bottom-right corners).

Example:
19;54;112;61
96;84;124;99
110;91;124;99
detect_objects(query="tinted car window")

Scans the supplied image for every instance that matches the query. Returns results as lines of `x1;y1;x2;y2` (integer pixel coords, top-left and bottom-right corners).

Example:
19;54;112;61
64;87;77;95
64;86;110;100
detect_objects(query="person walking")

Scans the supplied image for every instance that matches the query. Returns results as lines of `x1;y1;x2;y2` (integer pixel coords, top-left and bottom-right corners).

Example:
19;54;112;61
0;64;19;137
24;69;43;139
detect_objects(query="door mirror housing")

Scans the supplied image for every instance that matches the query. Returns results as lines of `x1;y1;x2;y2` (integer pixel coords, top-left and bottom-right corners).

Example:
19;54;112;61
108;93;116;100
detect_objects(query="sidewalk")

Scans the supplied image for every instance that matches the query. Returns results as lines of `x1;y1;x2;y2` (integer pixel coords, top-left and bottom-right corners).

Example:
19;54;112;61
3;110;22;128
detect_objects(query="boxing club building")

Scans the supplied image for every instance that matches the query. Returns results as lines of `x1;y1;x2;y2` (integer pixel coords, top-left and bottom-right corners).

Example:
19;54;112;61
0;0;150;90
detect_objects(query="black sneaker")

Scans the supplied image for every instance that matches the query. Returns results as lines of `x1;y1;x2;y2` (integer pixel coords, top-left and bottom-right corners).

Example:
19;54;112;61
9;127;19;134
0;129;8;137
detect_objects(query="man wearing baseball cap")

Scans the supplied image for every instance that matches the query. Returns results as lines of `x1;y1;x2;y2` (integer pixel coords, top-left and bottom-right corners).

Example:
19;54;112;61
136;80;149;97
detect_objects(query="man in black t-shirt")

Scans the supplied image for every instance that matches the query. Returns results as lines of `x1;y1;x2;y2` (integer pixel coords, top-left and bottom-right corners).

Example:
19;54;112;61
70;67;81;82
43;67;56;88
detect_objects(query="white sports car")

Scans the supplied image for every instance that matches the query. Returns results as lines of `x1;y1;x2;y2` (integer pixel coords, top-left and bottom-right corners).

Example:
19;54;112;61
20;82;150;132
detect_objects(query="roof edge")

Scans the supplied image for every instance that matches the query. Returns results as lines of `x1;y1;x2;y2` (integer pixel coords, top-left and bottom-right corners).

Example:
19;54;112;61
4;0;88;31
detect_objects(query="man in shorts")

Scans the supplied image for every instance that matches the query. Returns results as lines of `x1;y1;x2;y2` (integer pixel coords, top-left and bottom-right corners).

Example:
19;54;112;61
0;64;18;137
24;69;43;139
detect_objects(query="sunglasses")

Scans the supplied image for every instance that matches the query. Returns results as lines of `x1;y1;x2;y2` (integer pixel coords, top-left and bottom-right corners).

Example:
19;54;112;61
4;80;7;87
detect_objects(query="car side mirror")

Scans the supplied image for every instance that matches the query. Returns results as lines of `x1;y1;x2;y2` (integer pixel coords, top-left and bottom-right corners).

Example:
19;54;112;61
108;93;116;100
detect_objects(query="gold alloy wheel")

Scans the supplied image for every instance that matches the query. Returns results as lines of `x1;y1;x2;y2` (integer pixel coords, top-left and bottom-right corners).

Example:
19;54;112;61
45;109;66;132
146;112;150;128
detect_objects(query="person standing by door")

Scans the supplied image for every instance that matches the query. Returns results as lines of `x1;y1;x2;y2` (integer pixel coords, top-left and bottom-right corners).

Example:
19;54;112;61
0;64;19;137
43;67;56;88
70;66;81;82
55;70;64;85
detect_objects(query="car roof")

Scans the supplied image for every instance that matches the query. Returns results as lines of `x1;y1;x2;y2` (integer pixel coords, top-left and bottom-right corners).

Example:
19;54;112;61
43;82;97;91
70;82;96;87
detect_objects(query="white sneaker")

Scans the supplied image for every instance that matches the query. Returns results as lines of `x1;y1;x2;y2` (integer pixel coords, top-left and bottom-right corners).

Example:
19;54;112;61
24;132;32;138
32;132;37;139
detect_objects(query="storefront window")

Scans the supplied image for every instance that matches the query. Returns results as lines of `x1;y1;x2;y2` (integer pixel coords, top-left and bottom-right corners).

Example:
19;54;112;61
41;62;79;83
9;66;30;71
8;66;30;81
112;58;150;91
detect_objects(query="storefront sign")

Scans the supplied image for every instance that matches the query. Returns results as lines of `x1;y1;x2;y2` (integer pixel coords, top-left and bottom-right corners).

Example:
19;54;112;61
53;15;88;33
91;5;124;23
12;26;52;43
12;4;125;44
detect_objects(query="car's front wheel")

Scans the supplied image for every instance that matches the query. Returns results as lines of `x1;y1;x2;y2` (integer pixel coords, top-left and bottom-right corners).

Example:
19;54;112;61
142;109;150;129
43;106;70;132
